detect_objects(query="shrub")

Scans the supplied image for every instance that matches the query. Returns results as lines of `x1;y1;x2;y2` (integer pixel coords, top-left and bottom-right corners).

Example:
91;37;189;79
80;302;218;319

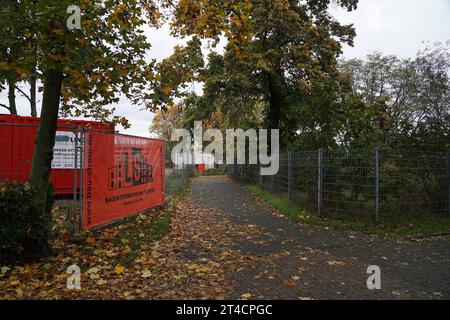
0;181;54;263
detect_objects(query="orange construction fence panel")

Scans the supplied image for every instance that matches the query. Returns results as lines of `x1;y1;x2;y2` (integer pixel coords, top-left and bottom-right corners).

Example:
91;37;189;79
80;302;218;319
82;131;164;229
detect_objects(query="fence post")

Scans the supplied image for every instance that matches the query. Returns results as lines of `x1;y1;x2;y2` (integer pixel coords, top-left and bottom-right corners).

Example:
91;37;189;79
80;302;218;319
318;148;323;217
375;147;380;223
79;127;84;231
71;127;79;235
447;151;450;218
271;170;274;193
288;151;292;199
259;164;262;187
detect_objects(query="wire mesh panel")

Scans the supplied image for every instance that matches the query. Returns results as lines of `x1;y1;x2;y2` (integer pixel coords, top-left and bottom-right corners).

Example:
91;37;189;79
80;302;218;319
290;151;319;212
227;148;450;221
0;122;82;195
227;164;260;184
165;165;195;198
380;149;448;216
321;149;376;218
269;153;289;195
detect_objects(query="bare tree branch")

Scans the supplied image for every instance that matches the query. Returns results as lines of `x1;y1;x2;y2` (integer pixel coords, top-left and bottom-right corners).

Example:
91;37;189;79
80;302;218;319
15;84;32;103
0;103;11;111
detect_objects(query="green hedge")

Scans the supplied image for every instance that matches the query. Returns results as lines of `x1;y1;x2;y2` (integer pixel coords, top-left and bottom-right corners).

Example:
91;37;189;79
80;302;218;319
0;181;54;262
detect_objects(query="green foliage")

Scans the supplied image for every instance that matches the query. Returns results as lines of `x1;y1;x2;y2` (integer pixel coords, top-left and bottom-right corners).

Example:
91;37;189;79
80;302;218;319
157;0;359;147
165;167;195;198
0;0;161;126
204;165;227;176
339;42;450;151
148;38;204;112
0;181;54;262
245;184;450;238
246;184;308;221
228;164;260;184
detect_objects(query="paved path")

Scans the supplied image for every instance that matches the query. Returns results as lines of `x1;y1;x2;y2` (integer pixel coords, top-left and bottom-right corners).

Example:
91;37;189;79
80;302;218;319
191;176;450;300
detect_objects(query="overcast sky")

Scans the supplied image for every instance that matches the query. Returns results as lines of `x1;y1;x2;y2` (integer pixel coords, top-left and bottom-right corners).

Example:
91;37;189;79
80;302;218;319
1;0;449;137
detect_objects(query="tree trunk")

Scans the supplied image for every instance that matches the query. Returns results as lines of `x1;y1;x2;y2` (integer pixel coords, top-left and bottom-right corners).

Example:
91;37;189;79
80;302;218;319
28;68;64;215
268;88;282;129
30;75;37;117
265;70;290;148
266;72;284;129
7;78;17;115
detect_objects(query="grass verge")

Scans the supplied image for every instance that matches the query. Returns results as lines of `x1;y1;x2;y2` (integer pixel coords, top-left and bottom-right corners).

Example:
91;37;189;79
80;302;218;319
165;175;192;199
244;184;450;238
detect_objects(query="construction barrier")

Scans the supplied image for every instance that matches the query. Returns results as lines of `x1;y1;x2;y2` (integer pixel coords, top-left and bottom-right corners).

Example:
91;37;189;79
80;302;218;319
82;130;165;229
0;114;114;195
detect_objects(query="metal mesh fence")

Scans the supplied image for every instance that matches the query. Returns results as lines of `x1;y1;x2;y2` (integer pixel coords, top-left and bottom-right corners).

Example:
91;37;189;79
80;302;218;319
0;123;81;195
164;165;195;198
0;122;196;232
228;148;450;222
380;150;448;216
0;123;85;233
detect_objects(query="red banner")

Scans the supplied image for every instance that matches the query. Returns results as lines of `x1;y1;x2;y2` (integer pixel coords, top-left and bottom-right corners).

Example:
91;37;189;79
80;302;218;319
82;131;164;229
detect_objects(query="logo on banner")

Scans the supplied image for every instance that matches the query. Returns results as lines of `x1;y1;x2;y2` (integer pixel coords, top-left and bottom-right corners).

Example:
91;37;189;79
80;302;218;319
108;148;153;190
83;134;164;230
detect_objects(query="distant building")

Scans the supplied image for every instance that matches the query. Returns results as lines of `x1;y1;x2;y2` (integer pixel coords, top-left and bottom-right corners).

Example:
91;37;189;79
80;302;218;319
194;153;215;171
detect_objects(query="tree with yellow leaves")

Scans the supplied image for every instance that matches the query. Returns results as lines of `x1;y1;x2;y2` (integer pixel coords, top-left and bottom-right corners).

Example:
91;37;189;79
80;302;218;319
1;0;161;256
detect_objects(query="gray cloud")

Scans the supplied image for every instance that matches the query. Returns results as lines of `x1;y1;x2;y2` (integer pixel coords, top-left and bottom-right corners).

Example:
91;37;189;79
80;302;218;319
331;0;450;58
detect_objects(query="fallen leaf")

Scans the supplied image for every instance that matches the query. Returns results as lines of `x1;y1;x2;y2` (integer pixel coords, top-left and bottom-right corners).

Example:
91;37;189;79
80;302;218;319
87;267;100;274
327;260;346;266
141;270;152;278
241;293;252;299
115;266;125;274
86;236;96;245
1;266;10;274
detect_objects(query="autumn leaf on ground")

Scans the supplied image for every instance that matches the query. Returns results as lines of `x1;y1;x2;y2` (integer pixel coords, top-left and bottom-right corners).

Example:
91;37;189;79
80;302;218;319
86;268;101;281
115;266;125;274
86;236;96;245
87;267;100;274
105;250;117;258
1;266;10;274
241;293;252;300
141;269;152;278
186;263;199;270
327;260;346;266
